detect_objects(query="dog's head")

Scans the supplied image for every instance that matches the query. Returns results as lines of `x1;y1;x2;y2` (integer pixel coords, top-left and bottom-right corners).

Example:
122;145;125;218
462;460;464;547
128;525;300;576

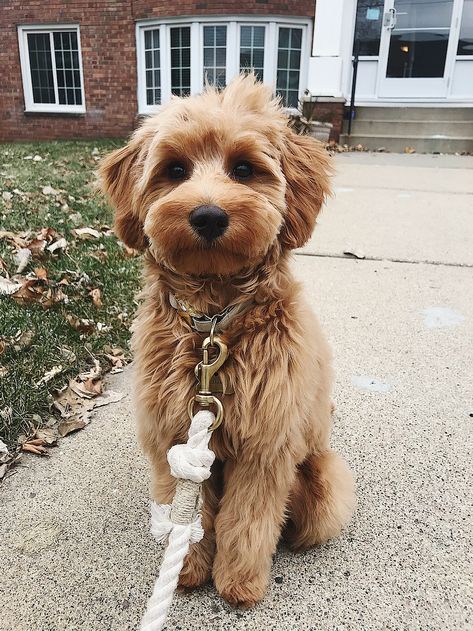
99;74;332;276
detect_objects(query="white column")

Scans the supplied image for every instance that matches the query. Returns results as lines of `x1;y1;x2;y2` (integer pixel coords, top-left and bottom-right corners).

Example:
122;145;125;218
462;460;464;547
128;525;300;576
307;0;357;98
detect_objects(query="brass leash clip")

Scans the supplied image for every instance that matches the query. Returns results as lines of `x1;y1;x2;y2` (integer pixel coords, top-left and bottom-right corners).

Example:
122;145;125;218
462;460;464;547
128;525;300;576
188;328;228;432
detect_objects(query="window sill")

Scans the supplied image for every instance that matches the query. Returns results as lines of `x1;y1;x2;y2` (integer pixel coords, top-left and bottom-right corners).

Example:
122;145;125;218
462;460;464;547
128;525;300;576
24;109;86;117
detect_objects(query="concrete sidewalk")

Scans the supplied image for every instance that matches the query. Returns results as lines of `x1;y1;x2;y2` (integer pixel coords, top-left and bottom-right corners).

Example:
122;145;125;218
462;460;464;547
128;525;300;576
1;153;472;631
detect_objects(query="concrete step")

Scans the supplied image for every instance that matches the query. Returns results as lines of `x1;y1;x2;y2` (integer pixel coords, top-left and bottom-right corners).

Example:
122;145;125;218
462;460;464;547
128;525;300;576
352;106;473;122
344;119;473;137
339;133;473;153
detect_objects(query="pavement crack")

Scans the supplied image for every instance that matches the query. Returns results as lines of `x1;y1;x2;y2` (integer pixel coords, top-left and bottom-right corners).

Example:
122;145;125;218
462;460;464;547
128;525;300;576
295;251;473;269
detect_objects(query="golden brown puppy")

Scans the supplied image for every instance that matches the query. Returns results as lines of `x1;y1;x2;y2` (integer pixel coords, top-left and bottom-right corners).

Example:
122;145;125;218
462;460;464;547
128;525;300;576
99;74;355;608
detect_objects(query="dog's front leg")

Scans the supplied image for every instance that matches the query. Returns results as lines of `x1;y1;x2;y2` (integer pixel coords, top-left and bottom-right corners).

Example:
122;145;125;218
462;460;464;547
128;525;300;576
150;453;220;589
178;475;220;589
213;451;296;607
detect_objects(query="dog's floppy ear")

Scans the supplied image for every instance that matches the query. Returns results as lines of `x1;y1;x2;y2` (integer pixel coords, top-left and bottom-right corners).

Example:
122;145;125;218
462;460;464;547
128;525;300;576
279;130;332;250
98;141;147;250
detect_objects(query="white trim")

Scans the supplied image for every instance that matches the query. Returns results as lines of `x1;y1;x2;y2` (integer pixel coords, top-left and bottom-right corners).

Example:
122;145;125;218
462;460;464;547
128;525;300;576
136;15;311;115
17;24;86;114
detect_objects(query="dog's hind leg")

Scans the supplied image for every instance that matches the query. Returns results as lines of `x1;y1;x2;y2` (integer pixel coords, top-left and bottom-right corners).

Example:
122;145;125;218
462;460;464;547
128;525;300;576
283;451;355;550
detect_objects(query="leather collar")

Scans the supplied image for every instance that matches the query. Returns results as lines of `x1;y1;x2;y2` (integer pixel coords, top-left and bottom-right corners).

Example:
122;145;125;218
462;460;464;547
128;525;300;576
169;293;251;333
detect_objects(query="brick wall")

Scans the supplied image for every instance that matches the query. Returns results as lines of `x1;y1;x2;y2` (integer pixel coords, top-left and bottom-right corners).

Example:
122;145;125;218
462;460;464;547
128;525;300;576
132;1;315;19
303;99;345;142
0;1;316;142
1;1;137;142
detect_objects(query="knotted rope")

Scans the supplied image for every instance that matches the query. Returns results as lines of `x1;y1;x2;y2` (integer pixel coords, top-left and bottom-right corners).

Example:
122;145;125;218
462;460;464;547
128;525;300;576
140;409;216;631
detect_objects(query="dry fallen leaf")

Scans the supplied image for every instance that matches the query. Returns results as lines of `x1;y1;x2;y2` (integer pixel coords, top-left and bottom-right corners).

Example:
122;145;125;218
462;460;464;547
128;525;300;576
0;277;22;296
79;359;102;381
35;365;63;387
0;230;28;249
89;288;103;308
10;279;67;309
22;438;49;456
34;266;48;280
14;248;32;273
57;418;88;437
34;427;58;445
26;237;46;257
69;377;103;399
93;390;125;408
65;314;95;334
47;237;68;254
72;227;102;240
14;329;35;350
343;249;366;260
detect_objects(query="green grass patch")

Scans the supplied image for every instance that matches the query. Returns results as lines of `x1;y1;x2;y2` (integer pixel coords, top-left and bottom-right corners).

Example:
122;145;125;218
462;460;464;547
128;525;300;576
0;139;140;449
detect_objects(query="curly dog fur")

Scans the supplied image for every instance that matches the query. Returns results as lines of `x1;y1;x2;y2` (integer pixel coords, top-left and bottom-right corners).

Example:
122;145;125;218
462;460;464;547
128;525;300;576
99;74;355;607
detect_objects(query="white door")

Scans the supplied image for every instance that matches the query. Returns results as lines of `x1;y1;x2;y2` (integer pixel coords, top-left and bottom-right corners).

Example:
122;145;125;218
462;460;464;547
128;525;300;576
378;0;461;97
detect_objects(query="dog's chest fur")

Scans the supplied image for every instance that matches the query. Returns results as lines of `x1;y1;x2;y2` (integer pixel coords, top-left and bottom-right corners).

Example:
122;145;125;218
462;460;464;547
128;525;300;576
131;284;332;466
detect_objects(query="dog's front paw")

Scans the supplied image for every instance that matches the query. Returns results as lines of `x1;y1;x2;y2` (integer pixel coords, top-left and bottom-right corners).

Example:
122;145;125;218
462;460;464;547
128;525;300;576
178;543;213;590
213;568;267;608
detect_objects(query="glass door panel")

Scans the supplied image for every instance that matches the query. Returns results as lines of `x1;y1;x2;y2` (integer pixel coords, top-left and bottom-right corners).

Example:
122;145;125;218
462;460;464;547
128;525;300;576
386;0;453;78
379;0;458;97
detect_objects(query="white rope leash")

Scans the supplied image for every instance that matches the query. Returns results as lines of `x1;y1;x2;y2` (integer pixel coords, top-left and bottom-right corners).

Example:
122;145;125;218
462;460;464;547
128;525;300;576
140;409;216;631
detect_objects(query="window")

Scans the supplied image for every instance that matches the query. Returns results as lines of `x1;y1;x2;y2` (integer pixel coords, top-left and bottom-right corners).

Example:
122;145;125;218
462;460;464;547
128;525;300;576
203;25;227;88
18;26;85;113
353;0;384;56
458;0;473;55
276;27;303;108
170;26;191;96
240;25;265;81
136;18;309;114
144;29;161;106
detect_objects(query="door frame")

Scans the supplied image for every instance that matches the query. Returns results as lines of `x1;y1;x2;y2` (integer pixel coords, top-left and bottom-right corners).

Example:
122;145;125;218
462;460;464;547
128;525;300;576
376;0;464;99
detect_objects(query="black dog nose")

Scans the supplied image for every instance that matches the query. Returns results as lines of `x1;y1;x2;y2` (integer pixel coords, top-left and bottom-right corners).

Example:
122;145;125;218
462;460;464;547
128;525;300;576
189;205;229;241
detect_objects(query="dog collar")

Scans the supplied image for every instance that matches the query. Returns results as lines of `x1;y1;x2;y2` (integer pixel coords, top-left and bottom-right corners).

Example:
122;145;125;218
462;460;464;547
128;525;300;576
169;293;250;333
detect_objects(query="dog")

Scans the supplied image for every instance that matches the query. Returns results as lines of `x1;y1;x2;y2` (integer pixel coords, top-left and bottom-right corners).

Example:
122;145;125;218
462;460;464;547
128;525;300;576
99;74;355;608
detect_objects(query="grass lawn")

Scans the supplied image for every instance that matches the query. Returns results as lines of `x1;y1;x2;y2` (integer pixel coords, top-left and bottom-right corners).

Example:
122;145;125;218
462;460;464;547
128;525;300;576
0;139;140;451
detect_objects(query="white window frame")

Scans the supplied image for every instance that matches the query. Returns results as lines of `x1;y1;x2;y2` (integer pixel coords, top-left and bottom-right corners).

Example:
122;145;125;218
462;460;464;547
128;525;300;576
18;24;86;114
136;16;311;114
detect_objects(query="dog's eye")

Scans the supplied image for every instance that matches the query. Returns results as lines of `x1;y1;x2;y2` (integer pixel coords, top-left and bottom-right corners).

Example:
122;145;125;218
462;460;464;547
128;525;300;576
167;163;187;180
232;161;253;180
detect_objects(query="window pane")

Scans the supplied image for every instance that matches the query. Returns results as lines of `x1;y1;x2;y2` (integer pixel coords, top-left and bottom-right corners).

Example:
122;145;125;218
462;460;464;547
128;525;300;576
240;48;251;69
253;26;265;47
215;47;226;67
394;0;453;29
353;0;384;56
27;33;55;104
458;0;473;54
170;26;191;97
276;28;302;107
203;25;227;88
204;48;214;66
240;26;252;47
215;26;226;46
53;30;82;104
204;26;215;46
278;28;290;48
144;29;161;104
386;29;450;77
239;25;265;81
290;29;302;48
